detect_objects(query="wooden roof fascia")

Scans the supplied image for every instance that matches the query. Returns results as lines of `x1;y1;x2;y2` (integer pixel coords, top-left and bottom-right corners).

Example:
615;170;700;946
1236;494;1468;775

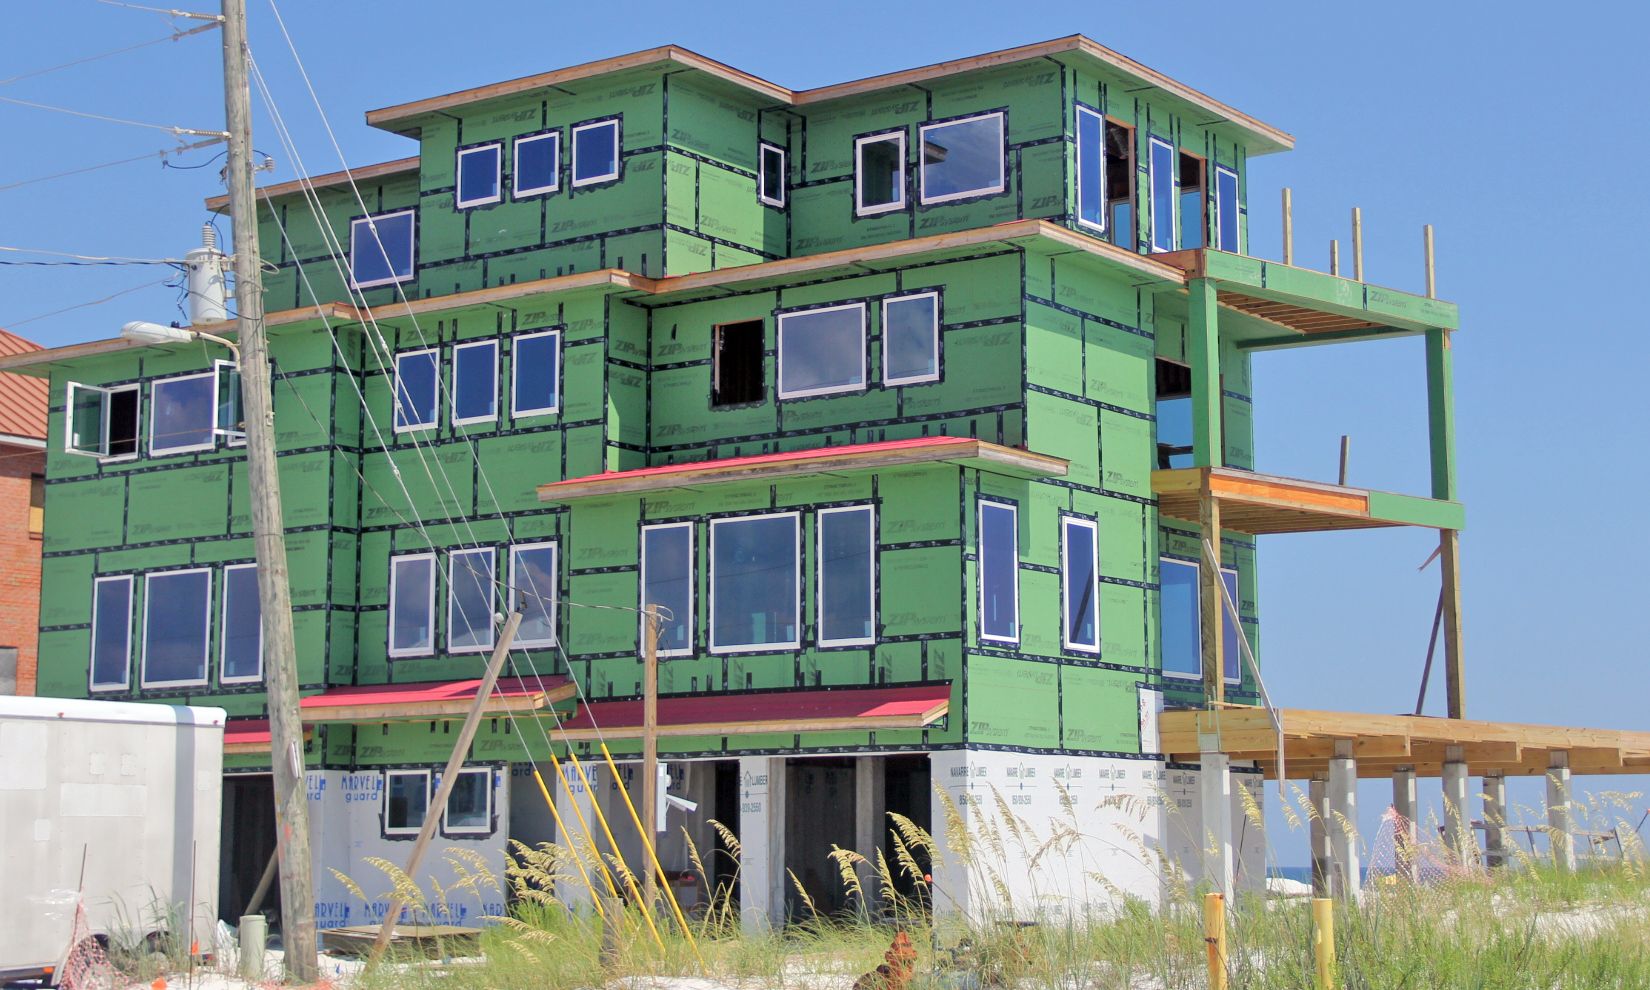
204;156;422;213
549;700;950;743
1152;466;1464;534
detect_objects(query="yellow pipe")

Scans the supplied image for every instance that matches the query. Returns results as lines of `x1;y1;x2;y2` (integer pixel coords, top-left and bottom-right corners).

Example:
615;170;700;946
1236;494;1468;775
565;748;666;951
1204;892;1228;990
1313;897;1336;989
528;767;605;922
598;743;706;970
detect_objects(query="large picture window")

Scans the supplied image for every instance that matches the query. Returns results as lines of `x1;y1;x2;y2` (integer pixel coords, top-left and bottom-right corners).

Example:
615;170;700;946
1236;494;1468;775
710;513;799;653
389;553;436;657
89;575;133;691
1075;105;1106;232
384;769;430;836
394;348;438;432
141;568;211;688
641;523;693;656
881;292;939;386
1148;137;1176;253
511;330;560;417
1061;517;1099;652
571;118;620;187
777;303;866;399
150;372;217;455
508;542;558;648
818;506;875;647
452;340;498;426
513;132;560;199
919;112;1006;205
447;548;496;654
455;143;503;209
349;209;416;289
977;501;1019;644
220;563;263;684
442;767;493;834
854;131;906;216
1215;165;1239;253
1159;557;1200;679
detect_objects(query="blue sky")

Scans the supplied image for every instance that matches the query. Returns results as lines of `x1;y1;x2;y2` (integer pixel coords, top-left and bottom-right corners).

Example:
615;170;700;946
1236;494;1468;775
4;1;1646;866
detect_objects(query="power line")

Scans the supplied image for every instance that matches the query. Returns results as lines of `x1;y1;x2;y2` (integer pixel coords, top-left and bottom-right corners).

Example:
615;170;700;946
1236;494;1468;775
0;245;184;265
0;93;226;138
3;277;172;329
0;135;224;194
94;0;223;20
0;21;218;87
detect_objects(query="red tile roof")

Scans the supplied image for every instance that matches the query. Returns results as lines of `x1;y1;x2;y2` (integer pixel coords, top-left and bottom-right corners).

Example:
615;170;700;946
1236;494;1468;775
0;329;47;442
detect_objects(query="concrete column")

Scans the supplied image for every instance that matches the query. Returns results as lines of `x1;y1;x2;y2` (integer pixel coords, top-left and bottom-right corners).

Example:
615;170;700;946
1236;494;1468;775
738;756;787;932
1200;751;1234;899
853;756;885;916
1482;773;1508;870
1327;747;1360;900
1309;775;1331;898
1547;751;1575;872
1441;747;1471;868
1392;768;1419;884
554;762;597;910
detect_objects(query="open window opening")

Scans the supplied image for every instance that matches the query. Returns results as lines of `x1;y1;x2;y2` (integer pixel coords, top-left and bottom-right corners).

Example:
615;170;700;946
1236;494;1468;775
66;382;139;460
854;131;906;216
1105;120;1135;248
1155;358;1194;469
712;320;764;407
1178;150;1206;251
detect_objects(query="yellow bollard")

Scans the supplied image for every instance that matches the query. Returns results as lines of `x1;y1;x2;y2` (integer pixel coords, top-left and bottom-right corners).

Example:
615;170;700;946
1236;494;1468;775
1203;892;1228;990
1312;897;1336;989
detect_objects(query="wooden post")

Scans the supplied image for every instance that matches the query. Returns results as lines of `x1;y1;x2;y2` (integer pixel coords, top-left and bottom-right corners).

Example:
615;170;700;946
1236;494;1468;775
1351;207;1363;281
1203;892;1228;990
367;612;523;968
641;604;660;908
1312;897;1336;989
1281;187;1294;265
1424;224;1436;298
1329;239;1340;276
1337;435;1350;487
1199;480;1224;705
1439;531;1465;719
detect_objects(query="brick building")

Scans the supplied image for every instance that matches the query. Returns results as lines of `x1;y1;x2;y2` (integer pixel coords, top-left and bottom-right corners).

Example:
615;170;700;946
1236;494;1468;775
0;329;47;695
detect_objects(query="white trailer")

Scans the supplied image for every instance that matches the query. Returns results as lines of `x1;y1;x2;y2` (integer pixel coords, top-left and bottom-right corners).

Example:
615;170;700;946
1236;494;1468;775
0;696;224;984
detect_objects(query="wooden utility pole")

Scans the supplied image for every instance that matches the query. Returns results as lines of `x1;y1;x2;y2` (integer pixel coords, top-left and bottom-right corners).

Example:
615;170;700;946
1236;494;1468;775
640;605;660;906
220;0;317;979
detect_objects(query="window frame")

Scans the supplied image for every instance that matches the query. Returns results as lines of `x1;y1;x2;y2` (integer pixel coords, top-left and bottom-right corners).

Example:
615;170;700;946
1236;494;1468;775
388;552;438;658
348;208;417;290
1074;104;1107;233
139;567;212;689
446;547;496;655
454;142;504;210
64;381;139;461
854;130;907;217
776;302;867;400
880;291;941;387
816;505;877;649
976;500;1020;645
383;768;431;837
1148;136;1176;253
1060;516;1101;654
393;347;439;434
1159;556;1202;681
149;370;219;456
507;541;559;649
640;522;694;658
918;110;1007;207
1214;164;1240;254
88;574;133;692
510;329;561;418
219;562;263;686
571;118;621;188
708;511;801;654
441;767;494;835
758;141;786;208
512;131;561;199
1220;565;1242;686
214;359;246;447
451;339;499;427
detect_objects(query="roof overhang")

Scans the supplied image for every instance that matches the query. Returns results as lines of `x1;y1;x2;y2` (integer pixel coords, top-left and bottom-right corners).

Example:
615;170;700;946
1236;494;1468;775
223;717;312;755
1153;466;1464;534
298;676;575;724
552;683;951;742
205;157;421;213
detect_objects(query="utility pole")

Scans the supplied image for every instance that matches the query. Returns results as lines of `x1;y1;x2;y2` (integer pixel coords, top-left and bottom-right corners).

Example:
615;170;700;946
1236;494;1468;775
220;0;318;979
640;605;660;904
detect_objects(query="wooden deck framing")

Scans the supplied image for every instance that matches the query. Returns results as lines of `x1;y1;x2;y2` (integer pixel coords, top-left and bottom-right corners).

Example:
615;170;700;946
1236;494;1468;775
1153;466;1464;535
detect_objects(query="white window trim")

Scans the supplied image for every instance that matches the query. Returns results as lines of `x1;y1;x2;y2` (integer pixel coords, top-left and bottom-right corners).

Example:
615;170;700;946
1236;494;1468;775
441;767;494;835
512;131;561;199
218;562;263;685
918;111;1007;206
349;208;417;290
384;768;431;836
880;292;941;387
451;340;499;427
758;142;786;208
776;302;867;400
709;511;801;654
446;547;496;655
65;382;139;462
1221;565;1242;686
1160;556;1202;681
976;500;1019;645
1214;164;1239;254
1148;136;1176;253
455;143;504;209
1074;105;1107;233
89;574;133;692
816;505;876;648
507;541;558;649
510;329;561;418
571;118;621;187
388;552;438;658
140;567;212;689
1060;516;1100;653
214;359;246;448
854;130;907;217
393;347;439;434
640;523;693;658
149;370;218;456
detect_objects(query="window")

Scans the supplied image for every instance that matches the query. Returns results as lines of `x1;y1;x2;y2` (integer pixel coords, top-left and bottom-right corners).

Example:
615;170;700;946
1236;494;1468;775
571;118;620;187
447;548;495;654
513;132;560;199
777;303;866;399
150;372;217;455
394;348;438;432
349;209;416;289
141;568;211;688
977;501;1018;643
1148;137;1176;253
66;382;138;460
919;112;1005;206
759;142;786;208
1220;567;1241;684
1178;151;1206;251
442;767;492;834
1105;120;1136;249
1214;165;1239;253
89;575;133;691
27;473;43;537
511;330;560;417
712;320;764;407
854;131;906;216
1061;517;1099;652
881;292;939;386
216;361;245;446
1155;359;1194;469
455;143;503;209
1159;557;1200;679
641;524;692;656
389;553;436;657
384;769;430;836
508;542;557;648
818;506;875;647
220;563;263;684
1075;106;1106;232
710;513;799;652
452;340;498;426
